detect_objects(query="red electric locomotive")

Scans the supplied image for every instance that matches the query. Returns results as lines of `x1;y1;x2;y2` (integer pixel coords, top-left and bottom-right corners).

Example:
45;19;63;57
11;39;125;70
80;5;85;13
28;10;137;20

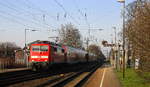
29;41;65;71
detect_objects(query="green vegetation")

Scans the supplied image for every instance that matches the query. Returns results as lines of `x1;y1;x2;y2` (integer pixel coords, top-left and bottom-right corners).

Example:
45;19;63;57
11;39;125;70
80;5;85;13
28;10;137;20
116;69;150;87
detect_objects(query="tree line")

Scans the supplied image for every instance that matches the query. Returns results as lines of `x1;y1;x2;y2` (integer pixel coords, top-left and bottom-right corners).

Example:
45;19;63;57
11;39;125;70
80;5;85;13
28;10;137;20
0;42;20;58
125;0;150;80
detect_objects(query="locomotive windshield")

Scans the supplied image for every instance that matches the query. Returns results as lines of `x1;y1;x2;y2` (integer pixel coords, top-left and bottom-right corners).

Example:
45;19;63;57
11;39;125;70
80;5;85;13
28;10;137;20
32;45;48;52
40;46;48;51
32;46;40;51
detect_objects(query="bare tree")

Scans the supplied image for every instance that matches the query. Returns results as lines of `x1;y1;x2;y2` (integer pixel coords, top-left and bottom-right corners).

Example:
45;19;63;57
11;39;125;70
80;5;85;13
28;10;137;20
0;42;20;58
59;23;83;48
125;0;150;79
88;44;105;58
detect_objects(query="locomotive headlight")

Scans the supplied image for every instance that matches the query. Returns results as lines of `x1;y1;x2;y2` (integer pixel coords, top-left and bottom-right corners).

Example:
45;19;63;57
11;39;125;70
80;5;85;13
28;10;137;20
32;60;34;62
41;56;48;58
31;56;38;58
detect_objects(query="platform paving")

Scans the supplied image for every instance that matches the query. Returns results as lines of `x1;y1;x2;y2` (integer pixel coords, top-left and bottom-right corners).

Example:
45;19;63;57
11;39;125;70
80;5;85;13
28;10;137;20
0;68;29;73
83;65;121;87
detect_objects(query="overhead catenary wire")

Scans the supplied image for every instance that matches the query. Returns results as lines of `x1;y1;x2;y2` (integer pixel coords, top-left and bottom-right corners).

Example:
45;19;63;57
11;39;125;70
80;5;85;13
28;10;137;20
5;0;55;28
72;0;91;32
22;0;59;28
0;1;56;29
0;10;51;30
73;0;86;17
24;0;56;20
53;0;80;25
5;0;58;29
0;11;43;30
0;0;86;31
0;0;66;42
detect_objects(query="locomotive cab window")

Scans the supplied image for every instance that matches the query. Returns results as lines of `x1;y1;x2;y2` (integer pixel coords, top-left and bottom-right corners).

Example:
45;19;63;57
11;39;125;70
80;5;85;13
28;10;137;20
41;46;48;52
32;45;48;52
32;46;40;51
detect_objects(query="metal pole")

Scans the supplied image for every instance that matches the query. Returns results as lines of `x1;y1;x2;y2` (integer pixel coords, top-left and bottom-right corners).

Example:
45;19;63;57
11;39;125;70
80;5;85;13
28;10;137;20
24;29;38;67
25;29;29;47
113;27;117;70
25;29;27;67
25;29;27;48
25;29;29;67
87;24;90;52
122;1;126;78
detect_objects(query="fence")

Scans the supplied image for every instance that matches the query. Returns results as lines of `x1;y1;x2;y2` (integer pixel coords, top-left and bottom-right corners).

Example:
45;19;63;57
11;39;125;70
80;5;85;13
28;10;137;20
0;58;14;70
0;58;27;71
14;49;27;67
15;58;26;67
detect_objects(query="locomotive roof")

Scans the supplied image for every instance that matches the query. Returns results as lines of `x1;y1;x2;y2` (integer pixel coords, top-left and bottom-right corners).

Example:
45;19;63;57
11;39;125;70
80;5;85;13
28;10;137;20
28;40;62;46
29;40;87;53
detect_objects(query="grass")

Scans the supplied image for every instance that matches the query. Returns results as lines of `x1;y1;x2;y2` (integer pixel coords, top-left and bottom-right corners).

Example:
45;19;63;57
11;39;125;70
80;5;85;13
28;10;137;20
140;72;150;80
116;68;150;87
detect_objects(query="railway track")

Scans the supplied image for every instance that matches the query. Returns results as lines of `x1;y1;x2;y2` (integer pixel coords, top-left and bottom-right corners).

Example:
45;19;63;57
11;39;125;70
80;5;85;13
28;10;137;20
35;72;76;87
74;64;100;87
0;69;35;80
0;62;102;87
0;71;52;86
0;68;30;77
53;63;100;87
35;63;101;87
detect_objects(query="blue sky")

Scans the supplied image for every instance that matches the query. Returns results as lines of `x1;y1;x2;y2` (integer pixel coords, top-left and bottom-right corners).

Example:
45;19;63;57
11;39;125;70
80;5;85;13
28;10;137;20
0;0;135;49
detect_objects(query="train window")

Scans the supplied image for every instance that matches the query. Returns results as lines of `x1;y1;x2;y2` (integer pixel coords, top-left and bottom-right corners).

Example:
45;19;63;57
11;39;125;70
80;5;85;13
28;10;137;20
32;46;40;51
41;46;48;51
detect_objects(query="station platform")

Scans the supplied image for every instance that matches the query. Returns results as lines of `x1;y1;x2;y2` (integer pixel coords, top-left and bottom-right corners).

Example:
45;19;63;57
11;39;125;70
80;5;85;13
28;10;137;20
0;68;29;73
84;65;121;87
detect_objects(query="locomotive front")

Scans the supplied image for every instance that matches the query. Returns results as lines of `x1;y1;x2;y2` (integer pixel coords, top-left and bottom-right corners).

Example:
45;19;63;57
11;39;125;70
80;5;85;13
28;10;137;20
29;44;50;71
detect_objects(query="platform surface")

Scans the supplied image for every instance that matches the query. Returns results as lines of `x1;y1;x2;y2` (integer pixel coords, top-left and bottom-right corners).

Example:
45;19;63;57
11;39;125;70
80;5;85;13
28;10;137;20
84;65;121;87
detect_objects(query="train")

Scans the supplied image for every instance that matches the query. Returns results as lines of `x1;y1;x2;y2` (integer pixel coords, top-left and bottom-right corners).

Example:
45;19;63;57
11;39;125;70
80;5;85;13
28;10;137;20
28;41;101;71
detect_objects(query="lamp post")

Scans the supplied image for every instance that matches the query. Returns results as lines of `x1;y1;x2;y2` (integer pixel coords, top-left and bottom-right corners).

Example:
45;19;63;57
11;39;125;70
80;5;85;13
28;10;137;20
117;0;126;78
25;29;38;47
24;29;38;67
